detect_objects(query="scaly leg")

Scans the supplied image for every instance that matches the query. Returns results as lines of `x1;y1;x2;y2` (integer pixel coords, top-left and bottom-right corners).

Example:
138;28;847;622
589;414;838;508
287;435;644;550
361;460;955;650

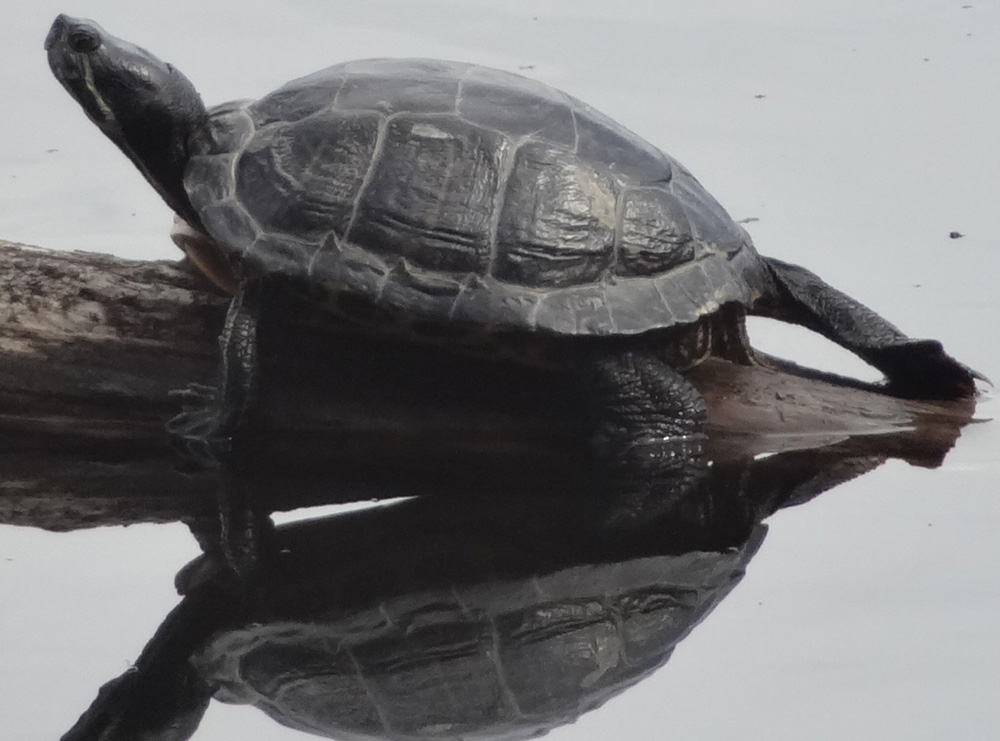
758;257;984;399
167;278;263;462
579;349;707;463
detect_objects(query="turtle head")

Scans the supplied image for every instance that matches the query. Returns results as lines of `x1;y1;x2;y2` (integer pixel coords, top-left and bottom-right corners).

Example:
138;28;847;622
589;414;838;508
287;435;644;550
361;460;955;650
46;15;206;228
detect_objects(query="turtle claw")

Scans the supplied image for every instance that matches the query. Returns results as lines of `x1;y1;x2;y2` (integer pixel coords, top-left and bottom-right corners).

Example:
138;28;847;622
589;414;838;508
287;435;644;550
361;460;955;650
168;382;216;407
166;380;242;464
166;394;235;467
875;338;985;400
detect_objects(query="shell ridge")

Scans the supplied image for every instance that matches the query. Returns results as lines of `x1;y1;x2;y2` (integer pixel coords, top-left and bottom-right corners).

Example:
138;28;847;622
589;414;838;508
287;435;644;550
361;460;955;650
446;274;477;321
454;65;476;115
553;89;582;153
684;261;720;315
343;113;390;242
485;611;527;719
306;231;339;278
331;72;349;109
568;105;581;154
485;136;522;277
606;184;629;279
649;274;677;324
344;645;393;735
258;127;305;196
376;209;479;246
601;285;620;333
373;255;400;301
525;290;543;330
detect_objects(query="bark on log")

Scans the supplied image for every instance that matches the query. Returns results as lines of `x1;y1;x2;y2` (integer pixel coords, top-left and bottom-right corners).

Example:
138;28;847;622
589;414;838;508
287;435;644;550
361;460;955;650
0;239;224;448
0;239;975;531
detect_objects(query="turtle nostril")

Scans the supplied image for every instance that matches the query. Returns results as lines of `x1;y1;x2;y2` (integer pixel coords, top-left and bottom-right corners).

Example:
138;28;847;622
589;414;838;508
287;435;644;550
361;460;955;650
44;15;68;51
68;29;102;54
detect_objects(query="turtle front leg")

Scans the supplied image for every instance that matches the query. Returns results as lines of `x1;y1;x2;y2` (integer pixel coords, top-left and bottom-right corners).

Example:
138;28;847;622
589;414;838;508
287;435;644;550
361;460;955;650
167;278;268;578
579;350;707;463
758;257;985;399
167;278;262;463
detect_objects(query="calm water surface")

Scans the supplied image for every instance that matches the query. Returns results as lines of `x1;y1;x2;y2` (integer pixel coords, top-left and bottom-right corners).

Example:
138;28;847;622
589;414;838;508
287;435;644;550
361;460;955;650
2;1;998;739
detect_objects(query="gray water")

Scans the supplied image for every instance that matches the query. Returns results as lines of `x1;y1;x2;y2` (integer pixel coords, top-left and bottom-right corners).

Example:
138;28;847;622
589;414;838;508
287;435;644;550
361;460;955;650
2;1;998;739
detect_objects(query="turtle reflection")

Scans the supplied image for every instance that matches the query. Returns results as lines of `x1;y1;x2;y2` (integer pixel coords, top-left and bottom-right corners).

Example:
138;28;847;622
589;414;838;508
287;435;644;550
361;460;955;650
62;444;889;741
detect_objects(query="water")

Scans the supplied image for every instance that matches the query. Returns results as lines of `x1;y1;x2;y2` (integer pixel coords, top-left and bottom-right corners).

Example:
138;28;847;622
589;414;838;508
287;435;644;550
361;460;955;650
2;1;998;739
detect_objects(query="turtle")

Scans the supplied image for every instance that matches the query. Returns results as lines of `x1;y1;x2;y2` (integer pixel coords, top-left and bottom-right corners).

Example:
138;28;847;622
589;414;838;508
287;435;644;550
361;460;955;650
45;15;982;460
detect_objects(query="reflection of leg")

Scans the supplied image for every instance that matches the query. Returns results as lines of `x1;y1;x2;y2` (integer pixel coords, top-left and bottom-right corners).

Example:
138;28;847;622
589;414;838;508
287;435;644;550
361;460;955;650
167;279;268;577
216;462;272;580
167;279;262;463
596;441;709;529
580;350;707;460
762;258;982;399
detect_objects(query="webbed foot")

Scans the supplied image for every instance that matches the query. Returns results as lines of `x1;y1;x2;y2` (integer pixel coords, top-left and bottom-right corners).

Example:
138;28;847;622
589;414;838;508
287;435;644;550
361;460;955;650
761;258;985;400
873;339;988;400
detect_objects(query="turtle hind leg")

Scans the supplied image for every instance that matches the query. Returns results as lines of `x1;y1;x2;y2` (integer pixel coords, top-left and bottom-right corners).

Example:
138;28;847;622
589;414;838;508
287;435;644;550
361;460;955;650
579;349;707;463
759;257;984;400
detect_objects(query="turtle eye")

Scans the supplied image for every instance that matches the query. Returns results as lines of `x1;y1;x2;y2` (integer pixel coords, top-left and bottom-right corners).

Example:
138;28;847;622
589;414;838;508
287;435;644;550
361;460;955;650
68;29;101;54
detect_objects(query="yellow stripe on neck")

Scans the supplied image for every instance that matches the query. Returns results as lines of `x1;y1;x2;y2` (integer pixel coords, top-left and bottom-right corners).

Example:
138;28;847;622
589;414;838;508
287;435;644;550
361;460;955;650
80;56;116;123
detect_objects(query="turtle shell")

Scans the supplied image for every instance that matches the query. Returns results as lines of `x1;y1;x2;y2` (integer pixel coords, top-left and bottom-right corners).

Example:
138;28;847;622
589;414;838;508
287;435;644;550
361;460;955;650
185;59;767;335
191;539;763;739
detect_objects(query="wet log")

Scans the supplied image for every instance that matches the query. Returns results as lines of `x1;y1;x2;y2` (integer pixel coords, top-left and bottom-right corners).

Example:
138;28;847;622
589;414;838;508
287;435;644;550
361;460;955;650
0;238;975;530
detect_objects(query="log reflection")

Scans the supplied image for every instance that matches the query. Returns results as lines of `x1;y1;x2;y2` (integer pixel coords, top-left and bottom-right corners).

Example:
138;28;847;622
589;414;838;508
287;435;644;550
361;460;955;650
60;424;968;741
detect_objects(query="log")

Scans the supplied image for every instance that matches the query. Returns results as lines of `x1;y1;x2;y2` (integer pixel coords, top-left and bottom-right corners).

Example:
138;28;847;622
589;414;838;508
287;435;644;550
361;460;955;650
0;238;975;531
0;239;223;449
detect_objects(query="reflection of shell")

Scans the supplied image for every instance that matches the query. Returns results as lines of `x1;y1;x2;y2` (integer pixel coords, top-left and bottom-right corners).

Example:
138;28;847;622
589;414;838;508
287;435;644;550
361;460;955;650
192;528;765;740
